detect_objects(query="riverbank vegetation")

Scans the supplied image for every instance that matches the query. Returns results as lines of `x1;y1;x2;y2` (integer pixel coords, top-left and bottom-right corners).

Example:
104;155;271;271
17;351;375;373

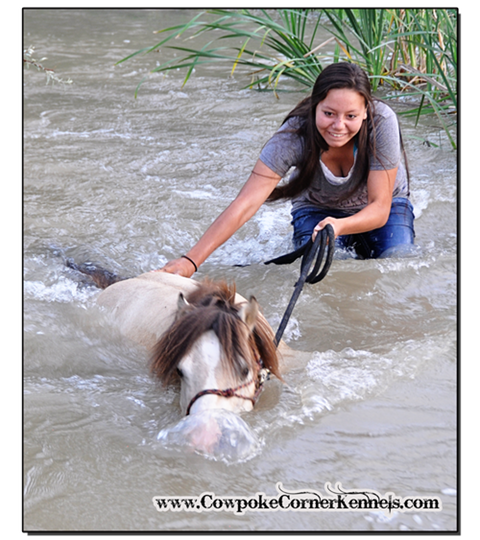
118;9;457;148
23;45;73;85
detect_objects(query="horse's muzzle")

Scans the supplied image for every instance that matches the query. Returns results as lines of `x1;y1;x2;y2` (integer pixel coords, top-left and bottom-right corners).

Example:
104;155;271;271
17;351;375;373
157;409;260;462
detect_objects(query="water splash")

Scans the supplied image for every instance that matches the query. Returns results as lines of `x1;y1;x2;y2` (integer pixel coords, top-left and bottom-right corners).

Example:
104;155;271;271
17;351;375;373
156;409;262;464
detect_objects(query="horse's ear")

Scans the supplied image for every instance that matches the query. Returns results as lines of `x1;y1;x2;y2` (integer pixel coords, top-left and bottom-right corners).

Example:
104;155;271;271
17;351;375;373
177;292;190;312
238;296;259;332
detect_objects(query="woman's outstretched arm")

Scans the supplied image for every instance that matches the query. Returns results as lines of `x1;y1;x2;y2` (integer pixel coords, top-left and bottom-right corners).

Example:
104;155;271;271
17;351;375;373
157;159;282;277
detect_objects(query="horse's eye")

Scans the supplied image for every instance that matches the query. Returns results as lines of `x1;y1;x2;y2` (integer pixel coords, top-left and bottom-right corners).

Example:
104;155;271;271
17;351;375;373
176;367;184;379
242;366;250;380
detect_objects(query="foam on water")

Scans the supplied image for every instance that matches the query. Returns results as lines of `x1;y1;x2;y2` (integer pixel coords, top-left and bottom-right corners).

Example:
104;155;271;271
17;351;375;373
300;335;452;418
24;277;98;304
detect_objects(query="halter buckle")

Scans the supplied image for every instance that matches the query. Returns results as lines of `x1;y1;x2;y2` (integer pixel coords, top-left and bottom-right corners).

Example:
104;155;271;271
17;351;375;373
258;368;270;385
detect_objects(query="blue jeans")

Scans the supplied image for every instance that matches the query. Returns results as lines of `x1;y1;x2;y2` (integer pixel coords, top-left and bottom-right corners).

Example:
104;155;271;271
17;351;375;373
291;197;416;259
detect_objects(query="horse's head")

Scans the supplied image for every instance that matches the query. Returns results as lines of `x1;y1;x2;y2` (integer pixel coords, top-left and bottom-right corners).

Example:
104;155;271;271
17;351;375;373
149;280;280;455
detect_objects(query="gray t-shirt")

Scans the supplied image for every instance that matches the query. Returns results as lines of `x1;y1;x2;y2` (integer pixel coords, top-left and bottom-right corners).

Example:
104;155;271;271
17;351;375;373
259;100;409;213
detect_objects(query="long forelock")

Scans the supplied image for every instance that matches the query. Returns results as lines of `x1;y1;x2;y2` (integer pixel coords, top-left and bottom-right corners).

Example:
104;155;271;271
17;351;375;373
149;281;261;385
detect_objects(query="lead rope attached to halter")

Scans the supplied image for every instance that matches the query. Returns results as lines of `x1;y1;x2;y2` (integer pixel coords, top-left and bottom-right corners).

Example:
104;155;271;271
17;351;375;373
184;226;334;415
267;225;335;347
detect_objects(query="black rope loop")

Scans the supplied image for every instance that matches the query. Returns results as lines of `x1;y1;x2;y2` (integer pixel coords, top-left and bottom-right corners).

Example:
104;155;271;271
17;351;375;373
305;224;335;285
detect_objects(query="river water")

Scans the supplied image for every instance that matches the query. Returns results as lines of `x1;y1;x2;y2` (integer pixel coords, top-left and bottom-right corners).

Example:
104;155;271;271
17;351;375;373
23;9;457;532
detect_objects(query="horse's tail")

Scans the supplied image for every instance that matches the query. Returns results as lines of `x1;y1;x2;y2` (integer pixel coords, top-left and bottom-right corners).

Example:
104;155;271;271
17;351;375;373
66;258;128;289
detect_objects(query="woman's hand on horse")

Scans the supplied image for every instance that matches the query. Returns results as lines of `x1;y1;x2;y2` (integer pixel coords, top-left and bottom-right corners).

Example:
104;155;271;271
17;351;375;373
152;258;196;278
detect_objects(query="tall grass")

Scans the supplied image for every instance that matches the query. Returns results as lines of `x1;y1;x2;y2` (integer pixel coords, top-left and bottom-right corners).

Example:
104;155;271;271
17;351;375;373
118;9;329;96
324;9;457;147
118;8;457;147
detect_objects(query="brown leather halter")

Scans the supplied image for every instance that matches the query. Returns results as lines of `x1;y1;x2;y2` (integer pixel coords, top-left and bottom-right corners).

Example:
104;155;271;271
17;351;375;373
185;364;270;416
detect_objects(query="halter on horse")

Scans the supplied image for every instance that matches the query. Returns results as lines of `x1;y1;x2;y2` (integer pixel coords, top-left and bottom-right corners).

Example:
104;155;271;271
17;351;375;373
149;280;281;416
184;357;271;416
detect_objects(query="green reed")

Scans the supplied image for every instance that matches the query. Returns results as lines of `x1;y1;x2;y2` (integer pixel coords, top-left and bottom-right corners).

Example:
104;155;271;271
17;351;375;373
118;8;457;147
324;8;457;147
117;9;329;96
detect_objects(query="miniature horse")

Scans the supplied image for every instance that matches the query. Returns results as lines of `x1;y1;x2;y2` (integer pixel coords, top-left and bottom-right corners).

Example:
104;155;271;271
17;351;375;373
67;263;301;454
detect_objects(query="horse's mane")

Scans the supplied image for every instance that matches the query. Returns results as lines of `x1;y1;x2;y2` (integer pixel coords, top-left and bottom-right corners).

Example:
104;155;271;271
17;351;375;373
149;279;280;385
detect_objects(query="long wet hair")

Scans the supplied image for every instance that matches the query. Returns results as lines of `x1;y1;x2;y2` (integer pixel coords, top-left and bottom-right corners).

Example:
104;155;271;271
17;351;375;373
267;62;390;203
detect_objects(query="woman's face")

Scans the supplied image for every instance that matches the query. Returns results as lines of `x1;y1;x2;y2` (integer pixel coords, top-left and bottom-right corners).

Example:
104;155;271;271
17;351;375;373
315;88;367;148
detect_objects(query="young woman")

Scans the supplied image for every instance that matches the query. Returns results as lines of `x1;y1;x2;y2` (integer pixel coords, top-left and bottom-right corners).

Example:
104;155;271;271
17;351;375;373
158;62;415;277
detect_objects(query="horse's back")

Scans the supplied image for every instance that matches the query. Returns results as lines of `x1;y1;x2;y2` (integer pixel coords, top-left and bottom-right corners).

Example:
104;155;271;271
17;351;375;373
97;272;252;349
97;272;201;349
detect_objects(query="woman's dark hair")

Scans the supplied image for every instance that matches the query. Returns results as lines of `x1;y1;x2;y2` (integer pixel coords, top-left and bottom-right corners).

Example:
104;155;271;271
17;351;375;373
267;62;377;202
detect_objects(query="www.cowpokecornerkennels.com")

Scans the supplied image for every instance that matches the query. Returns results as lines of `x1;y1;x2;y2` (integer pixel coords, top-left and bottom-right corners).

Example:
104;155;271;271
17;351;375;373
153;483;442;516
